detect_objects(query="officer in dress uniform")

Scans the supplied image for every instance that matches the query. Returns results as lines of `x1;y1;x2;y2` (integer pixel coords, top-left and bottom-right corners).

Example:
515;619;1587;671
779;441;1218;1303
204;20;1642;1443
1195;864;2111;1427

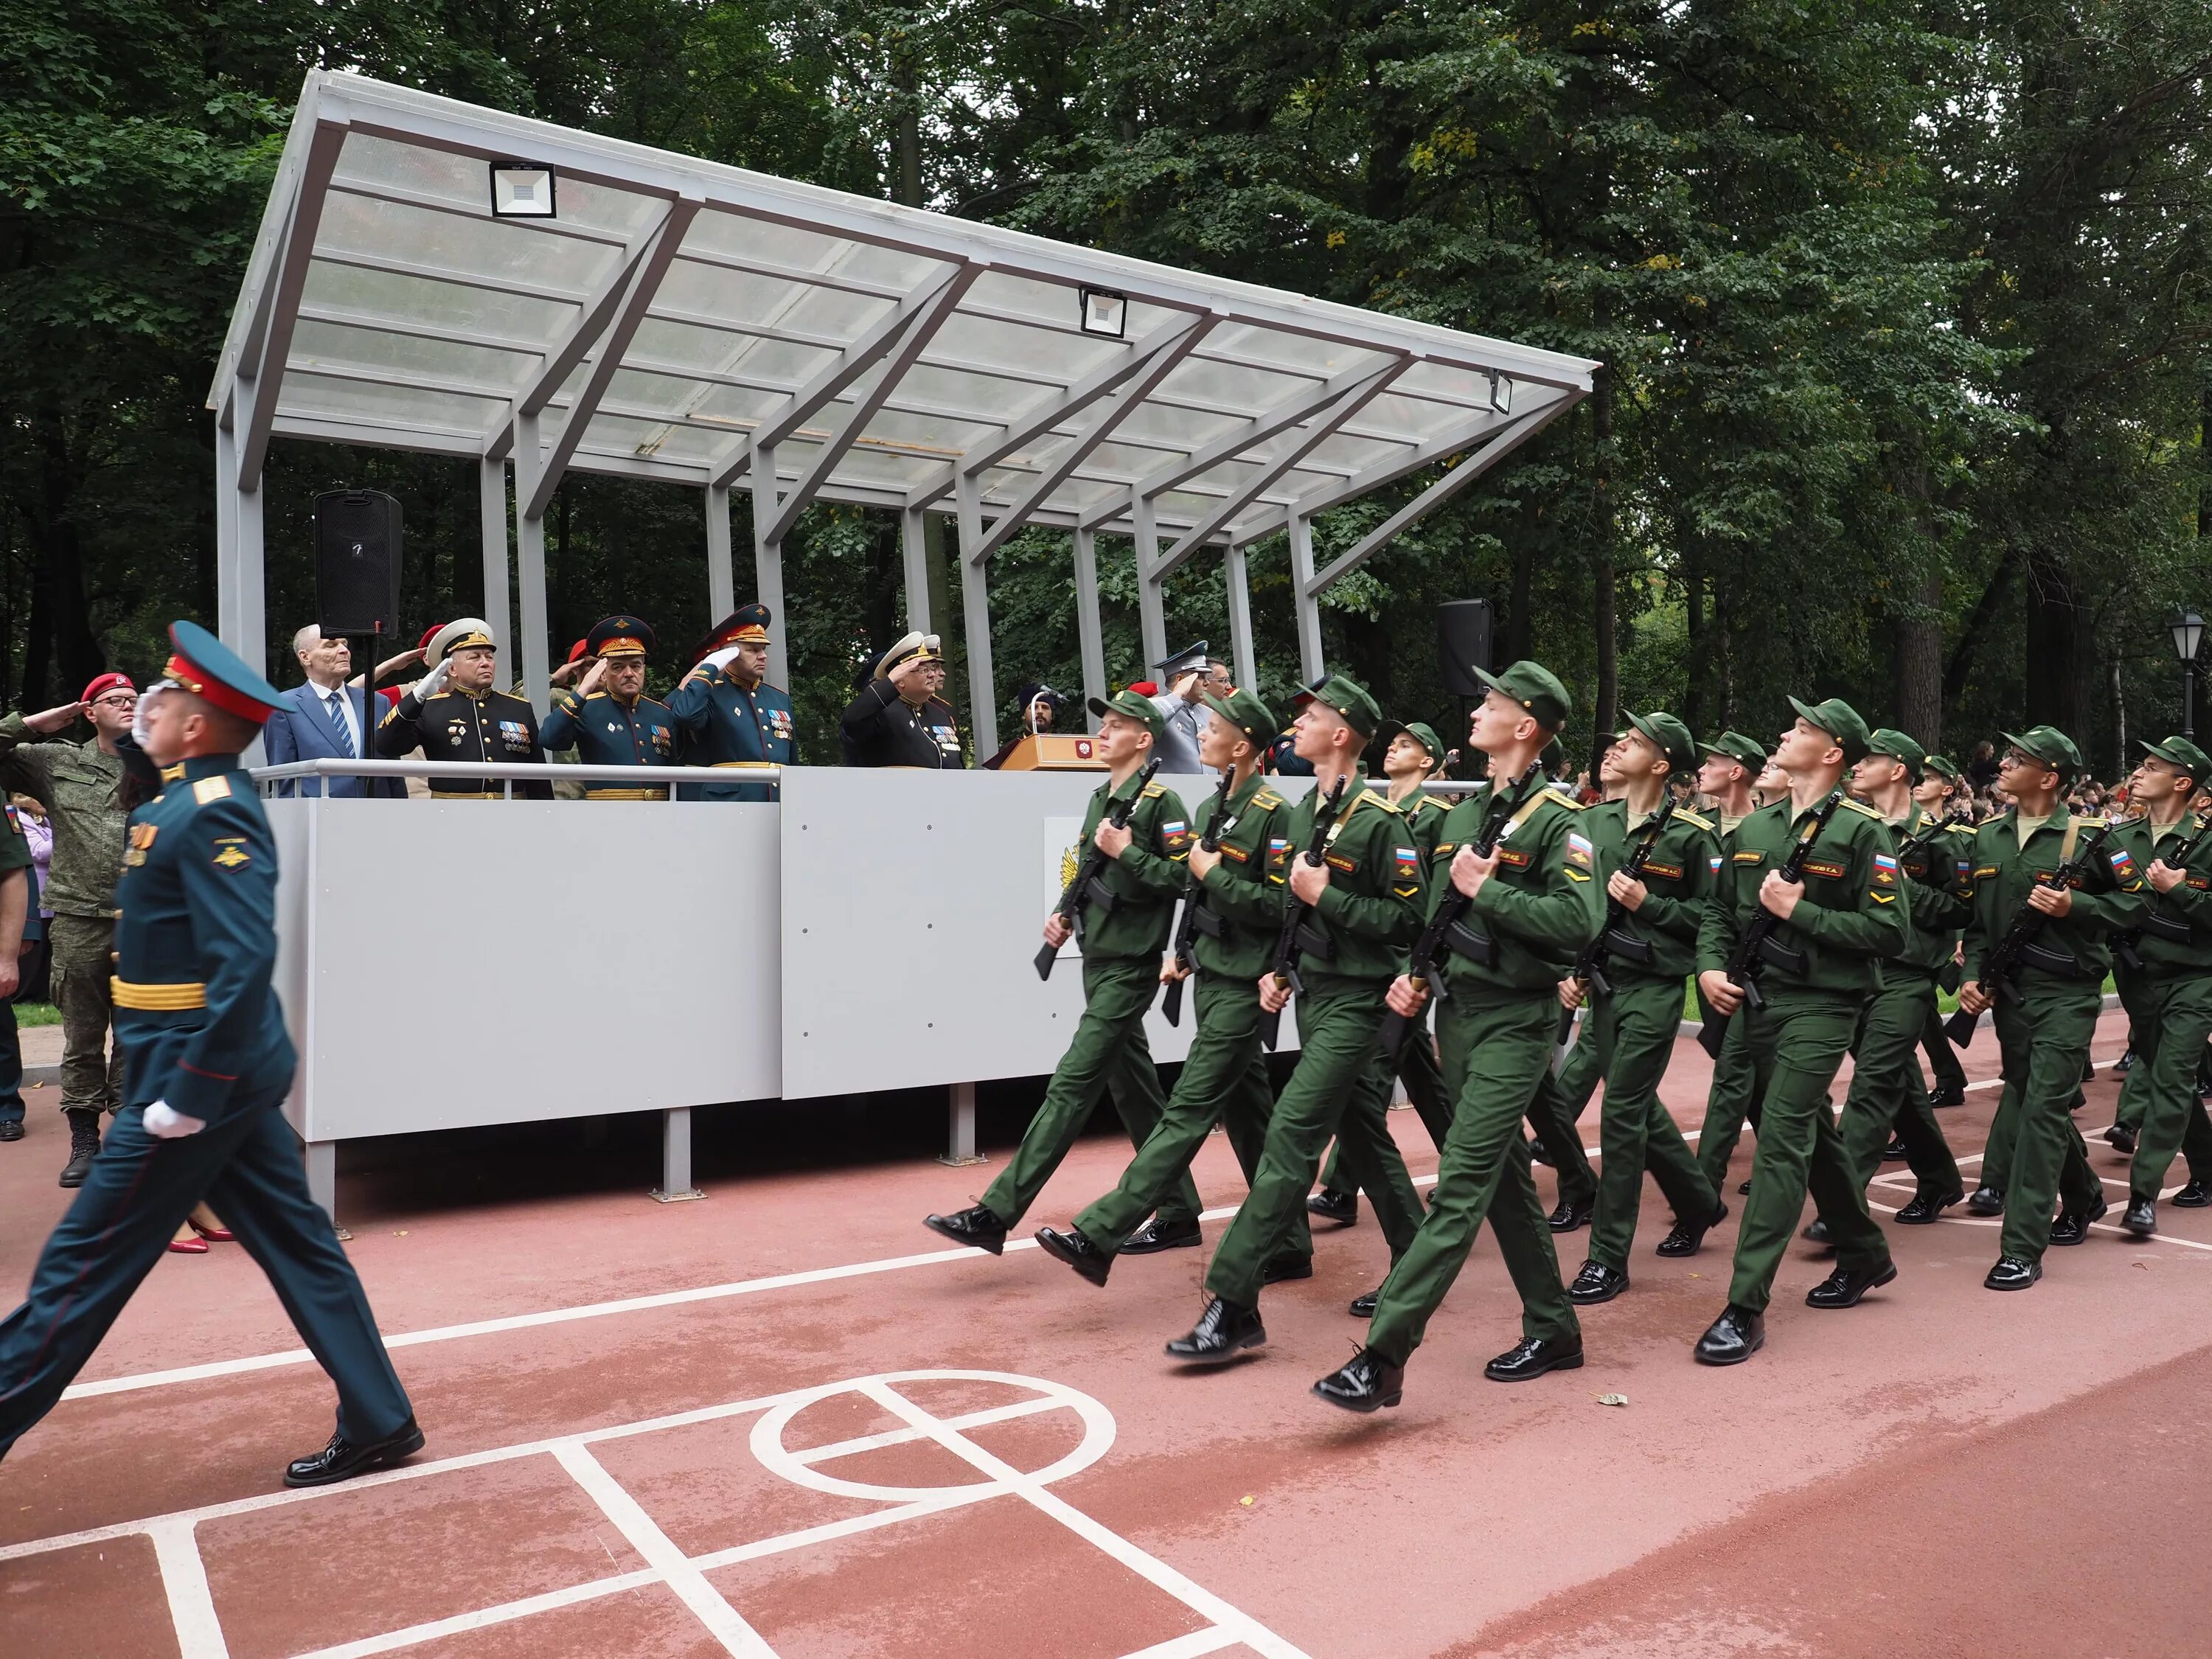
541;615;678;799
667;604;794;801
375;618;549;799
840;632;964;768
0;623;420;1486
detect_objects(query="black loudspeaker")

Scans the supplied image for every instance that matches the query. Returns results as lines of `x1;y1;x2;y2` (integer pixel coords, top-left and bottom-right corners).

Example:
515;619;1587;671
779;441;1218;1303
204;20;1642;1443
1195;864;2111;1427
1436;599;1494;697
313;490;403;640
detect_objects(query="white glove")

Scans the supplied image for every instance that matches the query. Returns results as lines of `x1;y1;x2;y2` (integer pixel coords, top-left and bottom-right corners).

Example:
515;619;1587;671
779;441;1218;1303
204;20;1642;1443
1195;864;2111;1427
143;1101;206;1138
131;684;176;748
411;658;451;703
700;646;742;673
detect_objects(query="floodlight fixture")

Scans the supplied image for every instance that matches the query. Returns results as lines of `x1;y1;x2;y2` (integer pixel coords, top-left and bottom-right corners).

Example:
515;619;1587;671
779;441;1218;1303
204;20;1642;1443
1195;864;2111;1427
1079;287;1128;338
490;162;557;218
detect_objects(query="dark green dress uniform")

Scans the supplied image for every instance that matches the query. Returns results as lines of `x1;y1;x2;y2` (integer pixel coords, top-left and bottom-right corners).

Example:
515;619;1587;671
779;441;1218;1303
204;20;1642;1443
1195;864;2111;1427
2110;790;2212;1213
665;604;794;802
0;624;415;1469
375;684;551;799
541;691;678;799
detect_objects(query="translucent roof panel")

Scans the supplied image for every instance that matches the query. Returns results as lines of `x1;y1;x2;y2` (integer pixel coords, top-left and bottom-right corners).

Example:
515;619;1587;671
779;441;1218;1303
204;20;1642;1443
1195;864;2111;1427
216;74;1595;545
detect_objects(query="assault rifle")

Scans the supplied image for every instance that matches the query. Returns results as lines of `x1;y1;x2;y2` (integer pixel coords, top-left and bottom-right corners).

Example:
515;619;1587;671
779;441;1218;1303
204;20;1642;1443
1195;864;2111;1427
1697;787;1848;1058
1256;775;1351;1051
1944;815;2120;1048
1377;759;1548;1061
2107;811;2210;974
1557;790;1681;1046
1160;766;1239;1025
1895;807;1969;888
1035;758;1160;981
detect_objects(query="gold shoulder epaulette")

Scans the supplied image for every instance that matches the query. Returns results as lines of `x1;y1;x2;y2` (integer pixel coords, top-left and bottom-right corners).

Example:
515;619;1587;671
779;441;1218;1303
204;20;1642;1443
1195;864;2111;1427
2076;815;2107;829
1545;786;1582;809
1841;798;1886;821
1252;789;1284;810
1674;806;1714;831
580;691;608;703
1141;782;1166;799
1366;791;1405;815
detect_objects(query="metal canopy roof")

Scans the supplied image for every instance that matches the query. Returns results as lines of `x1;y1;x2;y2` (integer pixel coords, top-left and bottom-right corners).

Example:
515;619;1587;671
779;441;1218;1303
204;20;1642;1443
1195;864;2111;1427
211;74;1596;557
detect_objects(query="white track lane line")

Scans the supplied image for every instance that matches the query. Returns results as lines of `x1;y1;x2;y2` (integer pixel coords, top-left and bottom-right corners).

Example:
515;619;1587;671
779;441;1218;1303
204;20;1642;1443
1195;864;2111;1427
1119;1631;1245;1658
148;1517;231;1659
290;1571;664;1659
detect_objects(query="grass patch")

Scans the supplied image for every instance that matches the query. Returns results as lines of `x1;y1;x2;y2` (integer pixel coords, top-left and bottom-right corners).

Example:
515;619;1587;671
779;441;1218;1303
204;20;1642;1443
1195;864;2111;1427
13;1002;59;1027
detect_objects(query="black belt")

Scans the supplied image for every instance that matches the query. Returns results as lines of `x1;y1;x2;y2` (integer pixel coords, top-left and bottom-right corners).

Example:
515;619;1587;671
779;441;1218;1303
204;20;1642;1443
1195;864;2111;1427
2017;941;2085;979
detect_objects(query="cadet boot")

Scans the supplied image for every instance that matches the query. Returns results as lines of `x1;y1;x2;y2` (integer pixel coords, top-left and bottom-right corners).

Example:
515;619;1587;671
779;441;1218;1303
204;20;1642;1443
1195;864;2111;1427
2174;1179;2211;1208
924;1205;1007;1256
1312;1347;1404;1413
58;1109;100;1189
1567;1261;1630;1305
1546;1192;1595;1232
1806;1261;1896;1309
1262;1254;1312;1284
283;1418;425;1489
1656;1200;1728;1257
1984;1256;2041;1291
1528;1136;1555;1167
1927;1082;1966;1108
1165;1298;1264;1363
1035;1225;1109;1287
1347;1288;1379;1318
1694;1305;1765;1366
2104;1122;2137;1154
1893;1186;1964;1225
1738;1178;1753;1194
1965;1186;2005;1217
1121;1215;1202;1254
1485;1334;1585;1382
1307;1188;1359;1227
1801;1218;1834;1246
2048;1196;2107;1246
2112;1047;2135;1074
2122;1197;2156;1239
1882;1135;1910;1161
0;1119;23;1142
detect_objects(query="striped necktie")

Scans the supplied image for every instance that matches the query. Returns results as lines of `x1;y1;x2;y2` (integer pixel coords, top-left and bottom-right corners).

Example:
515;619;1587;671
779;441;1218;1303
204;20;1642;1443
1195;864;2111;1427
326;690;355;758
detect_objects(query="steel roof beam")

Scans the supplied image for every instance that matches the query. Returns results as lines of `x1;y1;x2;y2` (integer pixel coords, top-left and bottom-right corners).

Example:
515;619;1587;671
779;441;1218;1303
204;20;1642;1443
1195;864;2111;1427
237;114;351;490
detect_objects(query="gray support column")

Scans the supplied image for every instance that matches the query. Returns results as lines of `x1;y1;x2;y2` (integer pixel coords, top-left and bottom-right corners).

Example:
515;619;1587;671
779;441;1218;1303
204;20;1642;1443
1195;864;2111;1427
651;1107;704;1202
305;1141;337;1221
706;483;736;620
939;1082;983;1166
1073;526;1107;728
215;421;267;676
1224;541;1258;693
957;477;998;757
513;410;552;716
900;505;931;632
1132;495;1169;671
479;457;511;672
1288;512;1324;682
753;445;789;687
237;482;265;679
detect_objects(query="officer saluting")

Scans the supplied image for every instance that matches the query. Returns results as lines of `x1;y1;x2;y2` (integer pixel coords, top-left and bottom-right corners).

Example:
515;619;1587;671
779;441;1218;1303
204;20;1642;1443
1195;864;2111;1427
841;633;964;768
542;614;678;799
375;617;549;798
667;604;793;801
0;623;421;1486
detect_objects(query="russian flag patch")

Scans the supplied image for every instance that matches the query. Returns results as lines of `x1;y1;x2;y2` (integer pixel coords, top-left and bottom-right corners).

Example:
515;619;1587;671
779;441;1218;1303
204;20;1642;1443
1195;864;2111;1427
1871;852;1899;886
2110;847;2138;882
1564;832;1594;870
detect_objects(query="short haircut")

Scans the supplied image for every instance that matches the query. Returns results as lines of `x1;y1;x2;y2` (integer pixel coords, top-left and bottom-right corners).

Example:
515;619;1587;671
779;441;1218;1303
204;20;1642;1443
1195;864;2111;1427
293;624;322;660
177;689;261;754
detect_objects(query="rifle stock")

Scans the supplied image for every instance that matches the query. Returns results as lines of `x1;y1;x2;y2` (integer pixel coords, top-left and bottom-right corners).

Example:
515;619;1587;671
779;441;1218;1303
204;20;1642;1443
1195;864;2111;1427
1159;766;1239;1026
1035;758;1160;982
1258;775;1351;1051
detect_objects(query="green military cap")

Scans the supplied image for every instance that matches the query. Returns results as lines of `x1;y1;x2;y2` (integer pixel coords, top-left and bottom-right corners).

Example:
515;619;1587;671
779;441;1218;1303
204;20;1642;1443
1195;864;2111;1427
1394;720;1447;771
1089;687;1166;740
2000;724;2082;779
1698;729;1767;772
1541;735;1566;776
1868;727;1927;779
1306;672;1382;738
1472;659;1571;731
1621;710;1697;775
1201;687;1278;750
2138;734;2211;785
1788;695;1873;765
1924;753;1962;782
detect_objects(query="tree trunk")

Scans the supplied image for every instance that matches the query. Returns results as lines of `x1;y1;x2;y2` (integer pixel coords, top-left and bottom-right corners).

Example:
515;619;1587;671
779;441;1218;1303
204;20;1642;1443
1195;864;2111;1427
25;406;102;704
1588;374;1618;771
1682;532;1705;737
1504;498;1534;665
1896;568;1943;751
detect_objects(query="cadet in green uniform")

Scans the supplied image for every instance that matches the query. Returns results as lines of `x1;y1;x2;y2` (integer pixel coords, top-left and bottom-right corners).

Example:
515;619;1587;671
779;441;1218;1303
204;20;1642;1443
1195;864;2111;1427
2107;738;2212;1236
1691;698;1902;1366
1913;755;1973;1108
1162;675;1428;1364
1563;712;1727;1306
1953;726;2146;1289
1034;689;1312;1283
1313;662;1599;1412
1688;731;1773;1200
925;689;1204;1255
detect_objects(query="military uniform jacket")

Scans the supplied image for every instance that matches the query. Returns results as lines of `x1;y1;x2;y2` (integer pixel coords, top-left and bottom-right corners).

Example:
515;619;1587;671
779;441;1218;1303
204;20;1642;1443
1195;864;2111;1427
1285;782;1427;987
1578;798;1718;984
0;803;32;897
0;714;124;917
1073;773;1192;959
1696;794;1905;998
667;664;793;801
2112;813;2212;978
1959;810;2147;989
1188;775;1292;980
1398;790;1448;861
111;757;296;1127
1426;782;1601;995
1888;802;1974;979
376;686;552;799
839;680;964;769
542;689;678;799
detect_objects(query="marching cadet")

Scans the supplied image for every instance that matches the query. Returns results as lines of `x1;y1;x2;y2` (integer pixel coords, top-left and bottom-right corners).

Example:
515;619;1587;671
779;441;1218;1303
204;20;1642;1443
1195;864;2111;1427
1035;688;1314;1284
841;632;965;768
925;690;1204;1254
1691;698;1902;1364
375;618;550;799
540;615;678;799
1562;712;1728;1307
2105;738;2212;1236
1310;662;1598;1411
0;624;420;1486
1163;675;1430;1365
1955;727;2146;1287
667;605;795;801
1912;754;1973;1109
1691;731;1776;1200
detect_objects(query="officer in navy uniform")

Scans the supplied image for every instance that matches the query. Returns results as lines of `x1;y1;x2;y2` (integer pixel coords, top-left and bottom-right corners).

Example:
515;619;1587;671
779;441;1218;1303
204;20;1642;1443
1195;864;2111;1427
666;604;794;801
375;616;550;799
0;622;421;1486
841;631;966;768
541;614;679;799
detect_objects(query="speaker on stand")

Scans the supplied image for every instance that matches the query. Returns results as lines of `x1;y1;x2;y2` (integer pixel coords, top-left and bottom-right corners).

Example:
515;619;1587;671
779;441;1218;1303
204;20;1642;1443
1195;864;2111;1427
312;489;403;792
1436;599;1494;780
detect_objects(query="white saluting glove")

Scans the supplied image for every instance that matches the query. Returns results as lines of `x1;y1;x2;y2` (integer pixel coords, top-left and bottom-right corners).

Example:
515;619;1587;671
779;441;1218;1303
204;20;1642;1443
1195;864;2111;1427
411;658;451;703
143;1101;206;1138
701;646;743;673
131;683;176;748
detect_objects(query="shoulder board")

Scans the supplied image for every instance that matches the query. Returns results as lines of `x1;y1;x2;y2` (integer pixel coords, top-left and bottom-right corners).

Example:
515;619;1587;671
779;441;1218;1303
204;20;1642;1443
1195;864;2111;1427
2076;815;2107;828
580;692;608;703
1251;789;1284;810
1673;806;1714;831
1840;799;1886;821
1141;783;1166;799
639;695;672;712
1364;792;1405;816
190;775;233;807
1545;786;1582;807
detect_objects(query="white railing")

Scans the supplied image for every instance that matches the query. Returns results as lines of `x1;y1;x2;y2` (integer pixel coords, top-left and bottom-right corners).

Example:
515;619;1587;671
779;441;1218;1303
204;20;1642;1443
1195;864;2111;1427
252;757;785;795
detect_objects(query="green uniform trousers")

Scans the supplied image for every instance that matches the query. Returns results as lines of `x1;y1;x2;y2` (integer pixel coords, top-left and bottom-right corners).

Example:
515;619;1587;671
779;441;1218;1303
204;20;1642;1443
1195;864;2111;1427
1315;1011;1452;1191
1694;1009;1762;1194
1075;973;1313;1262
1587;975;1718;1270
2119;973;2212;1201
1523;1012;1600;1207
1920;1001;1967;1094
1988;981;2106;1262
47;913;121;1117
981;954;1202;1232
1838;974;1961;1200
1364;991;1580;1366
1725;991;1891;1315
1204;979;1425;1307
1551;1009;1607;1121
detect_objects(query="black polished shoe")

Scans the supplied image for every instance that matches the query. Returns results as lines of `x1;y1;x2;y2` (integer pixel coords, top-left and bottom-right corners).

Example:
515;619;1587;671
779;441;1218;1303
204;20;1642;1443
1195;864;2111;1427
1984;1255;2041;1291
1121;1216;1203;1254
1312;1347;1405;1413
1547;1193;1595;1232
1927;1082;1966;1109
58;1110;100;1189
2104;1123;2138;1155
2081;1055;2098;1084
1965;1186;2005;1217
0;1119;22;1142
1738;1178;1753;1195
1262;1254;1312;1284
2112;1046;2135;1073
2174;1179;2212;1208
1484;1333;1585;1382
1694;1305;1765;1366
1656;1200;1728;1258
1165;1298;1265;1363
1307;1187;1359;1227
1566;1261;1630;1304
2049;1196;2108;1246
925;1205;1008;1255
1894;1187;1964;1225
2122;1197;2156;1238
1882;1135;1910;1161
1348;1288;1379;1318
283;1418;425;1488
1528;1136;1555;1166
1801;1217;1833;1245
1035;1225;1110;1287
1806;1260;1897;1309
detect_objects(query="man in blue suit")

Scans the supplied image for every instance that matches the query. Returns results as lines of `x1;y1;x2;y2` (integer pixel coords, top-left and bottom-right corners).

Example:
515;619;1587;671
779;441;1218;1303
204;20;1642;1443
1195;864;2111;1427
262;625;404;798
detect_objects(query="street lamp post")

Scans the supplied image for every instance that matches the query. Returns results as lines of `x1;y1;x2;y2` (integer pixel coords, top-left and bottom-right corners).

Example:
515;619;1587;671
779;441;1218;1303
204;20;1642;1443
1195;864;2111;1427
2173;611;2205;738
